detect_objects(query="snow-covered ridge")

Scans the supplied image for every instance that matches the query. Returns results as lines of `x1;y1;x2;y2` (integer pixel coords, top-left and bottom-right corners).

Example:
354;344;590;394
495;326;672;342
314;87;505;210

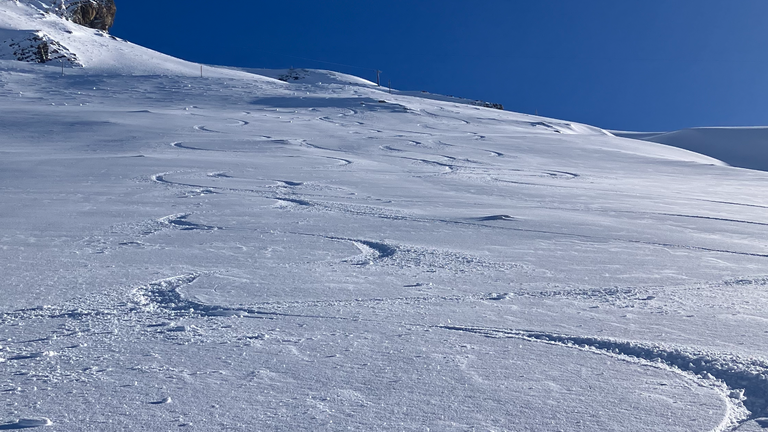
0;0;632;142
0;0;288;78
614;127;768;171
241;67;379;87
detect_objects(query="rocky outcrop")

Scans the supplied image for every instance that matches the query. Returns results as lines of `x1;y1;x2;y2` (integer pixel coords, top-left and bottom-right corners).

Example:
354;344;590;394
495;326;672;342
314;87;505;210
60;0;116;32
5;30;81;66
472;100;504;110
277;68;310;82
417;90;505;111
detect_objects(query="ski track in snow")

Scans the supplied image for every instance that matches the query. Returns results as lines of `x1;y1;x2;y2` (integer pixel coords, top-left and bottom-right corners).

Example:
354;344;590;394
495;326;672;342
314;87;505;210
1;270;764;430
438;325;756;430
192;125;220;133
149;171;768;261
136;134;768;428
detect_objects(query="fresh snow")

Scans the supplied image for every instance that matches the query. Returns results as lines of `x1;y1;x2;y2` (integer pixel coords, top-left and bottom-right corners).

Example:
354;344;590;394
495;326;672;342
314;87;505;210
2;1;768;431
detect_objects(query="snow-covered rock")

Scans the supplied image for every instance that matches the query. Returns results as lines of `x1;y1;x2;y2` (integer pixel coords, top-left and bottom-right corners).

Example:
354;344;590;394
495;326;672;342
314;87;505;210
0;29;80;64
0;0;117;67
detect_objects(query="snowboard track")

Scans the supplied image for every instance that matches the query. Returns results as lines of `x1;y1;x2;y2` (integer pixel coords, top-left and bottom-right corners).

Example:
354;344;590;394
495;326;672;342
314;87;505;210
3;270;767;432
150;172;768;260
440;324;768;430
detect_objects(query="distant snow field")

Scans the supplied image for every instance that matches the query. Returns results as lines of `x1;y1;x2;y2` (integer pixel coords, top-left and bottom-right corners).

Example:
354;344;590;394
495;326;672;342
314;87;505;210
3;0;768;431
614;127;768;172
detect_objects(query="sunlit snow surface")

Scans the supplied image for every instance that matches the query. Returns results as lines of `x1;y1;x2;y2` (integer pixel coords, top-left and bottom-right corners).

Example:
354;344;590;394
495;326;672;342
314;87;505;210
3;9;768;432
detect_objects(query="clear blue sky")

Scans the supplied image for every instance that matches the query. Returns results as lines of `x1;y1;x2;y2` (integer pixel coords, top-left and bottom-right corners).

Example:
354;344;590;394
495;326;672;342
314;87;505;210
111;1;768;132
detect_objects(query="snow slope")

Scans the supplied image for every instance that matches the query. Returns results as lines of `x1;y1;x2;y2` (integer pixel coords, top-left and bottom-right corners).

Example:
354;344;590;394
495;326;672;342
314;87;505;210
242;67;379;86
0;0;283;78
3;2;768;431
614;127;768;172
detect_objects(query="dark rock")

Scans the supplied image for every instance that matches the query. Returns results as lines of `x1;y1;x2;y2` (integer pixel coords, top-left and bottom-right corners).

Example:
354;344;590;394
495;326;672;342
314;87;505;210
277;68;309;82
7;31;81;66
472;100;504;111
35;40;49;63
63;0;116;32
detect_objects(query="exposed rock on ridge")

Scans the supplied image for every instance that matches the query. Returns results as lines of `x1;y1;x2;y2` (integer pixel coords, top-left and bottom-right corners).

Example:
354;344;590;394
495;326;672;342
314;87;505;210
472;100;504;110
58;0;116;32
